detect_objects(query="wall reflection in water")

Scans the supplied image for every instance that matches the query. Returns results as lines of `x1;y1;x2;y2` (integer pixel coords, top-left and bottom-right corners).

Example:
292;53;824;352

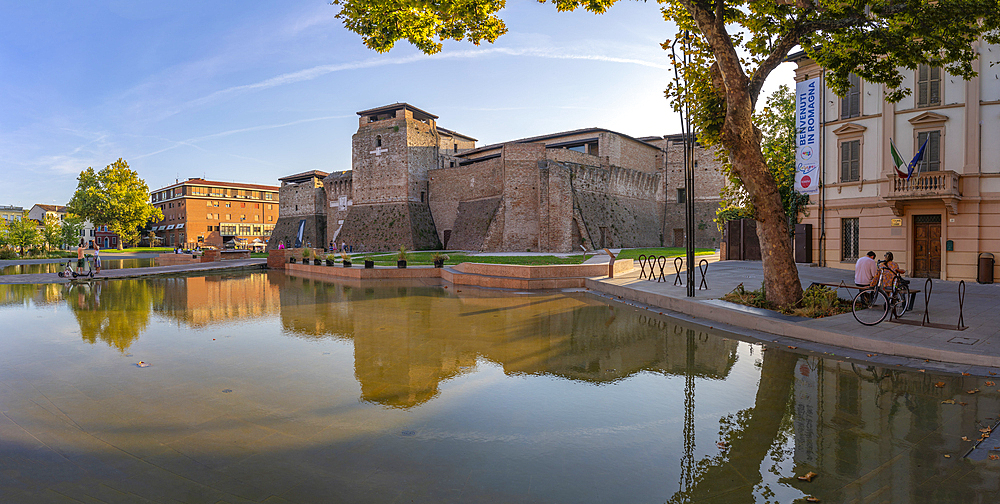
274;273;739;409
39;271;1000;502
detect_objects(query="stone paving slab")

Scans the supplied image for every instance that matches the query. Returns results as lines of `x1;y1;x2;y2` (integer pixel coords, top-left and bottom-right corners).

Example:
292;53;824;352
587;259;1000;369
0;258;267;285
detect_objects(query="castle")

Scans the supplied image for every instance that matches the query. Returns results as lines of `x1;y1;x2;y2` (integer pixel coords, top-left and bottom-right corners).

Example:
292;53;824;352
270;103;723;253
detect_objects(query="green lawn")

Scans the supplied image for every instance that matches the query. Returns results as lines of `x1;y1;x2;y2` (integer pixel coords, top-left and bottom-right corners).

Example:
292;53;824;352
614;248;716;260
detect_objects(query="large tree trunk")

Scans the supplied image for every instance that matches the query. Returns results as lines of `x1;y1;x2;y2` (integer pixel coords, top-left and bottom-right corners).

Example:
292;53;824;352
689;2;804;306
724;110;803;306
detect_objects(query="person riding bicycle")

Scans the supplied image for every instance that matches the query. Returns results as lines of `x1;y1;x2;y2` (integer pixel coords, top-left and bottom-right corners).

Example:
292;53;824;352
880;251;906;289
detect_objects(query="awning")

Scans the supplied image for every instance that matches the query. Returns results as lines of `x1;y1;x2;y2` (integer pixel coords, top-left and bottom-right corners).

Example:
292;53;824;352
166;224;175;230
175;223;185;229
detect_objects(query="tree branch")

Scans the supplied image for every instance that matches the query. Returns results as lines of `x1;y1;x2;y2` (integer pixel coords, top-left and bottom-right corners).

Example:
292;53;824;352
748;28;802;106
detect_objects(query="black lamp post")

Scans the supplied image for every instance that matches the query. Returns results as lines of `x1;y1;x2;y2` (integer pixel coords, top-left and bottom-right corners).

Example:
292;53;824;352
671;32;696;297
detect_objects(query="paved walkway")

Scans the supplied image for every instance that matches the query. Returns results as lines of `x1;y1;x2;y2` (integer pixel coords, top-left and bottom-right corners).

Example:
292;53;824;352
586;256;1000;371
0;258;266;284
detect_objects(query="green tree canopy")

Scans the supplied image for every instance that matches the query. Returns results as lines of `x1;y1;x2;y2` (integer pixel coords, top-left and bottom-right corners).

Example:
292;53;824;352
716;85;809;234
41;215;63;251
7;212;40;256
67;159;163;249
61;214;84;250
330;0;1000;305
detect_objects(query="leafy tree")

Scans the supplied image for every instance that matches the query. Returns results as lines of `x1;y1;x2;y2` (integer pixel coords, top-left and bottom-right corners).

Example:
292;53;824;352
330;0;1000;305
61;215;85;250
41;215;63;251
7;212;40;256
67;159;163;250
716;85;808;235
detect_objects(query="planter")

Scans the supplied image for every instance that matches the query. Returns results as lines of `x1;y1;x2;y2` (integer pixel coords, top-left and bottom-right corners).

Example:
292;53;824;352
343;261;352;268
326;259;336;266
397;260;407;269
364;260;374;269
289;258;297;264
433;260;445;268
313;259;322;265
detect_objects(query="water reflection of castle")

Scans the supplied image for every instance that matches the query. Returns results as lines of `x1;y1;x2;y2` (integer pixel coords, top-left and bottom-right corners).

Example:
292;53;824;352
274;274;739;408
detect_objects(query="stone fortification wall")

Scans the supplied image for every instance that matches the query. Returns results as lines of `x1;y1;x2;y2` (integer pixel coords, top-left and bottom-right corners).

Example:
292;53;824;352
324;171;353;245
269;215;327;250
599;133;660;174
500;143;545;252
662;201;722;248
269;180;326;250
662;138;724;248
552;161;664;250
428;159;503;249
335;202;441;252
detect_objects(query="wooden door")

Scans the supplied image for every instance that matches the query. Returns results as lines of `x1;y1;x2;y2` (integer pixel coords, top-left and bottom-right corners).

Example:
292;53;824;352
912;215;941;279
673;228;684;248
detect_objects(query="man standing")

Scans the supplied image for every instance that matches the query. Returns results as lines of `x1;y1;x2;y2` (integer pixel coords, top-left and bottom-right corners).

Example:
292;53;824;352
76;239;86;274
855;251;878;286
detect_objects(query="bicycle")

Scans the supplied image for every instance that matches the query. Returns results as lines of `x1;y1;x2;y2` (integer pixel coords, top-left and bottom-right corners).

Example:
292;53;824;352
852;260;909;326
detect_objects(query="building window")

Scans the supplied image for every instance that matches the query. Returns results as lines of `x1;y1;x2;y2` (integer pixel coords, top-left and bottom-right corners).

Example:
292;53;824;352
841;73;861;119
916;130;941;172
207;226;213;232
677;188;686;204
917;65;941;107
587;143;599;156
376;135;382;147
840;139;860;182
842;218;860;260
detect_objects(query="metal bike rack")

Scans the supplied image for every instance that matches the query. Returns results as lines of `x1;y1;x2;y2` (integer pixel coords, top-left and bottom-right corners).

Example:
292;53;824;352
698;259;709;290
673;257;684;286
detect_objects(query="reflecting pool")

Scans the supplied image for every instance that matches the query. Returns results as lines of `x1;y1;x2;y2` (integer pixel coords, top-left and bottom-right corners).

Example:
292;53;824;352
1;272;998;503
0;257;155;275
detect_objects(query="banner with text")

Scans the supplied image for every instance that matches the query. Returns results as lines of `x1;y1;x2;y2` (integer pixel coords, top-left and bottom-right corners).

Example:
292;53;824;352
795;77;820;194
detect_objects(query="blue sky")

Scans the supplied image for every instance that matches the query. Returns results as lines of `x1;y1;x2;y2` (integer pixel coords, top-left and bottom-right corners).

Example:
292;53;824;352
0;0;794;208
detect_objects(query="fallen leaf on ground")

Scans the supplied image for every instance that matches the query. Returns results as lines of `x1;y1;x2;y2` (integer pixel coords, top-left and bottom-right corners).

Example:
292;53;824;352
963;372;971;376
935;382;946;388
919;369;926;373
960;402;969;406
981;427;993;433
991;372;997;376
944;454;951;458
962;436;971;441
990;454;1000;460
987;381;996;386
867;354;877;357
788;346;797;349
806;498;821;503
942;399;956;404
797;471;818;482
968;389;981;394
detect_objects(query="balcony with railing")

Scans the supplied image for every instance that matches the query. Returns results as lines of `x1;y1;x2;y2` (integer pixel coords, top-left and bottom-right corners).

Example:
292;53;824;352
884;170;961;214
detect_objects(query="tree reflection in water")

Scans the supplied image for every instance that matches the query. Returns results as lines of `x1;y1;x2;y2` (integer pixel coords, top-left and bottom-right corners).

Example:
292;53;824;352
66;280;162;352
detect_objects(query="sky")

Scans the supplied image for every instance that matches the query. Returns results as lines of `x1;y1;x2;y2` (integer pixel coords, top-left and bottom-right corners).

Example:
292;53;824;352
0;0;795;208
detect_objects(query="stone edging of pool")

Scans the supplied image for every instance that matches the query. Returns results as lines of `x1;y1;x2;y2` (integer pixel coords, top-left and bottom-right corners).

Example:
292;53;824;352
585;277;1000;369
282;259;634;290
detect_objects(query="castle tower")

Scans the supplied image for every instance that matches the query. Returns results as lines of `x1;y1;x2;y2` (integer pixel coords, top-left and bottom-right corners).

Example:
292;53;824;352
336;104;442;251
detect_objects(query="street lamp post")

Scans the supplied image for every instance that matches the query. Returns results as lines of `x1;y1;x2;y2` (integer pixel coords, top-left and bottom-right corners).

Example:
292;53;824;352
671;32;696;298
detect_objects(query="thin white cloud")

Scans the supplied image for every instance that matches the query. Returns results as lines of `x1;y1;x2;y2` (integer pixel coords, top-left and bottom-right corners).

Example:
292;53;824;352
183;46;670;112
133;114;351;160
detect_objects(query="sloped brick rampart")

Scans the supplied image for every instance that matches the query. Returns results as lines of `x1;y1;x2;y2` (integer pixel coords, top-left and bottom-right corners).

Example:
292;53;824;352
449;197;501;251
336;202;442;252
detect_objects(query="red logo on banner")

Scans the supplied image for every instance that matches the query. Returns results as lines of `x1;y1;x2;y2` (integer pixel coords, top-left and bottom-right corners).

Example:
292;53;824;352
800;175;812;188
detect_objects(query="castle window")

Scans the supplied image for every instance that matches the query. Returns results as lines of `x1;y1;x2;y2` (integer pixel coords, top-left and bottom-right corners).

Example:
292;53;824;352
454;143;458;152
587;143;599;156
420;191;426;203
376;135;382;147
677;188;686;204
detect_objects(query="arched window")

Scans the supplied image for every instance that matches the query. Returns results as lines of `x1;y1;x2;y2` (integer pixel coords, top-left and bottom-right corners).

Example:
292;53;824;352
375;135;382;147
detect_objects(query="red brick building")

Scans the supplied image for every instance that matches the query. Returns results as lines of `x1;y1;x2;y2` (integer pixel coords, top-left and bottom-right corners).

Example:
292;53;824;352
150;178;280;249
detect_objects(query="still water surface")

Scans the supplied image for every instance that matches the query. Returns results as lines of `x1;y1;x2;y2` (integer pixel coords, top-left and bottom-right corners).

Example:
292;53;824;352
1;272;998;503
0;257;155;275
